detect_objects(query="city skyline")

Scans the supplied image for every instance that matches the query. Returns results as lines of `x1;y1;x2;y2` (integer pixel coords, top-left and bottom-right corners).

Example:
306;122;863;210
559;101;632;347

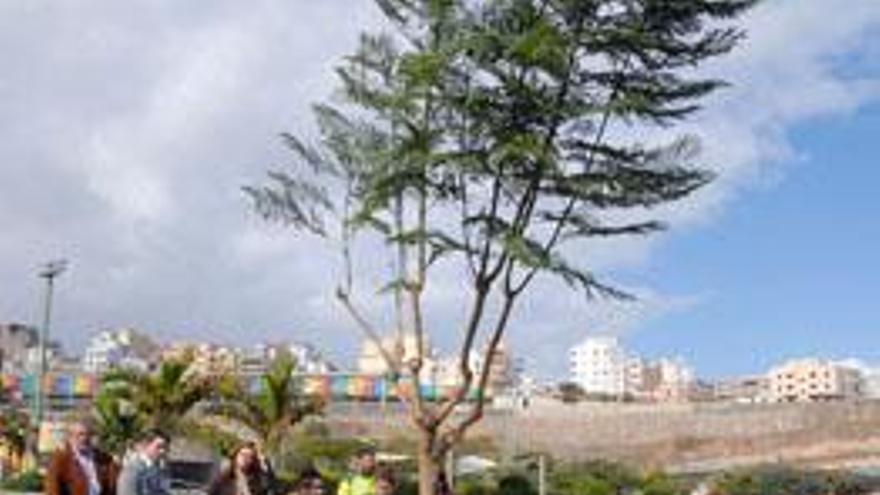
1;1;879;381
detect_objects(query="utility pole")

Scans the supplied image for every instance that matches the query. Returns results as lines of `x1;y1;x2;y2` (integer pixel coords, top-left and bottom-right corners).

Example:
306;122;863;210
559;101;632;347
35;259;67;428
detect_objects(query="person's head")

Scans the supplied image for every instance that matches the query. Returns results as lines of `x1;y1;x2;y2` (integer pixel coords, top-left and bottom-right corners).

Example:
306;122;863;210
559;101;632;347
294;467;325;495
353;446;376;476
68;419;95;453
138;429;170;462
375;466;396;495
230;441;260;474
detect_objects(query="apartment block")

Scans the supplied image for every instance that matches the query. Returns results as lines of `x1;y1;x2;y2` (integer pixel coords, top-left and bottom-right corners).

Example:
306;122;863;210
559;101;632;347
768;359;863;402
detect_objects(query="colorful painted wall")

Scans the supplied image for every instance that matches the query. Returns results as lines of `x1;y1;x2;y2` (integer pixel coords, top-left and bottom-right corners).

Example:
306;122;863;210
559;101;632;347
0;373;481;404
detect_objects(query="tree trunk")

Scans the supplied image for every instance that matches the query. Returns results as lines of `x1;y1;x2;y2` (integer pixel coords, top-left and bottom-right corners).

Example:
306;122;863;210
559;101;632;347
417;430;441;495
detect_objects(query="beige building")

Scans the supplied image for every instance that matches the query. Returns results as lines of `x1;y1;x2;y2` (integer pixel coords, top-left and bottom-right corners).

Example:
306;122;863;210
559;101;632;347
620;355;700;402
191;343;239;375
658;358;695;401
768;359;863;402
358;334;513;395
357;333;438;379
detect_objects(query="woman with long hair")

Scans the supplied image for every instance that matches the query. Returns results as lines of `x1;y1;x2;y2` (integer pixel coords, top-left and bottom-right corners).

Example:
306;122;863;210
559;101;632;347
208;441;276;495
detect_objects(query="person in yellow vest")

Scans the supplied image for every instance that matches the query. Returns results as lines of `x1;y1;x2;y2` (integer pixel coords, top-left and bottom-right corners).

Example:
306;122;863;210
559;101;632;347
337;447;376;495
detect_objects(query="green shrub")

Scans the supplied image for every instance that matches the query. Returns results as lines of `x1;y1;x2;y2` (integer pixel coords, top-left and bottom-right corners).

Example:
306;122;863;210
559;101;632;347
456;475;496;495
498;474;537;495
551;460;640;495
712;466;869;495
0;469;44;492
640;471;683;495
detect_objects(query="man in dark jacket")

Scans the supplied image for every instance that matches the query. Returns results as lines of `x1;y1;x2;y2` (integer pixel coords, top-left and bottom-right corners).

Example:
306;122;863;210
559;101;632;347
45;419;119;495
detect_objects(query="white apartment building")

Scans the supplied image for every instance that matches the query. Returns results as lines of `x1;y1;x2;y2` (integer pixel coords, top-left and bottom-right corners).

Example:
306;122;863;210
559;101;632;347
234;342;334;375
568;336;703;402
23;343;63;373
569;336;627;396
768;358;863;402
834;359;880;399
862;370;880;399
83;329;159;373
286;342;334;374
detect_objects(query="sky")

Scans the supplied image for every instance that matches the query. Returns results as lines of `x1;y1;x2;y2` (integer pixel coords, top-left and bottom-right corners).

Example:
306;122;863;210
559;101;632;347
1;1;878;380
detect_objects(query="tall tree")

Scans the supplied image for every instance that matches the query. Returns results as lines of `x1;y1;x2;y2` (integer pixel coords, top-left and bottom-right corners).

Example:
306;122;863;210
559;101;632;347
246;1;756;493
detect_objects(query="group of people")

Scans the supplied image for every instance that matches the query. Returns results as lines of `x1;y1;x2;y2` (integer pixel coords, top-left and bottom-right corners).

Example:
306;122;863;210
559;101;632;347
206;440;396;495
43;419;399;495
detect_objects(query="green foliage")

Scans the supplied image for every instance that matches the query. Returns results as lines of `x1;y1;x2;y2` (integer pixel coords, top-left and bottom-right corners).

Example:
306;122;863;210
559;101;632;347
94;356;214;454
248;0;756;305
276;431;366;480
551;461;641;495
0;469;43;492
712;466;870;495
205;353;323;467
183;420;243;458
92;390;145;456
0;408;30;458
456;476;497;495
497;474;537;495
640;471;683;495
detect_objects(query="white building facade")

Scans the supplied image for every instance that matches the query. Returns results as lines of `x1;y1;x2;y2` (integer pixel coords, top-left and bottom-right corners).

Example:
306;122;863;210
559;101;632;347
287;342;334;374
569;336;627;396
83;329;158;373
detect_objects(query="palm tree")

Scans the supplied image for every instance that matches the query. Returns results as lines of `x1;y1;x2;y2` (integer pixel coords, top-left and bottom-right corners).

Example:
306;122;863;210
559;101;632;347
0;407;30;467
95;355;213;447
91;389;145;457
208;353;323;463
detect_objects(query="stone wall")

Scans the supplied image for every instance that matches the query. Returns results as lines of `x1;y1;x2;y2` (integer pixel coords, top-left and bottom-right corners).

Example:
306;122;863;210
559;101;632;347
325;399;880;468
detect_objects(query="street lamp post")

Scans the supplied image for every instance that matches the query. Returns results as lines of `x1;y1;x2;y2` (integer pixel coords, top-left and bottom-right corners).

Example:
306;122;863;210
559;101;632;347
35;259;67;427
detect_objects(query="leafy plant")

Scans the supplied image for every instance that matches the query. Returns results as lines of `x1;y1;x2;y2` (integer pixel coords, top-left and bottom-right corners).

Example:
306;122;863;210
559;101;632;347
0;407;30;462
712;466;869;495
0;469;43;492
94;355;214;452
551;461;640;495
205;353;323;468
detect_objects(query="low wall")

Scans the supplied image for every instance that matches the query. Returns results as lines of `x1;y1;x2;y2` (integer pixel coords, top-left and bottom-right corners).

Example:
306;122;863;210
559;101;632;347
325;399;880;469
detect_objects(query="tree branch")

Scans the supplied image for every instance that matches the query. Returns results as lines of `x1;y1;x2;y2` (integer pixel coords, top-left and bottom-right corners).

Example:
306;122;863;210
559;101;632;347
441;291;517;448
336;288;401;377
